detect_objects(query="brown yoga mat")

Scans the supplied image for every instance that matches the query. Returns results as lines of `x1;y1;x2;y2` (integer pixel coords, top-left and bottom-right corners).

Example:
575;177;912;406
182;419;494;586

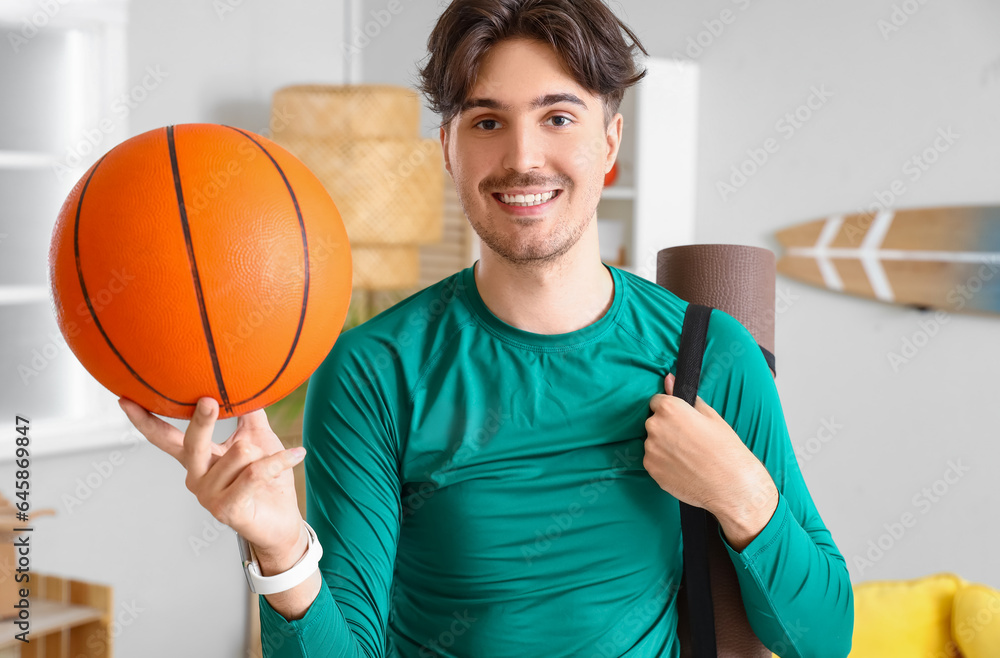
657;244;776;375
657;244;776;658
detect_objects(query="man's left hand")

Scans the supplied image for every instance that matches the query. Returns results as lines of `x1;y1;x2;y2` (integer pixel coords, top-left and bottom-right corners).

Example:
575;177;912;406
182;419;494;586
643;372;779;550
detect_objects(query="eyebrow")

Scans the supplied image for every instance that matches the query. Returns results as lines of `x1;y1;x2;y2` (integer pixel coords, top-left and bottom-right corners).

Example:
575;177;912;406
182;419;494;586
460;92;589;114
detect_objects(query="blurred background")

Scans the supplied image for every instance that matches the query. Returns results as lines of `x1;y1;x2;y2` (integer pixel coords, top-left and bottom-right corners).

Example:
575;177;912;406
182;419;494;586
0;0;998;655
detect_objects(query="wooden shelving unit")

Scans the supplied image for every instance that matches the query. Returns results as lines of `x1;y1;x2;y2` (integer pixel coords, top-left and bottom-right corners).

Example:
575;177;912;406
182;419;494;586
0;574;113;658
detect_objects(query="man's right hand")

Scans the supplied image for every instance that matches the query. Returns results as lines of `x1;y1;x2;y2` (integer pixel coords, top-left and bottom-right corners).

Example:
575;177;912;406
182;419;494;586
118;396;307;559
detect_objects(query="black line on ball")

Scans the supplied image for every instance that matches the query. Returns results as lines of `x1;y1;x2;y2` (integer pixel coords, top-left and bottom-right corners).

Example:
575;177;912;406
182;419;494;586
223;126;310;407
74;149;196;411
168;124;234;415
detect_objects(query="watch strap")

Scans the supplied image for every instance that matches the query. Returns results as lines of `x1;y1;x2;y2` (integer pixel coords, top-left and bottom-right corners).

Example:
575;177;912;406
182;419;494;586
238;521;323;595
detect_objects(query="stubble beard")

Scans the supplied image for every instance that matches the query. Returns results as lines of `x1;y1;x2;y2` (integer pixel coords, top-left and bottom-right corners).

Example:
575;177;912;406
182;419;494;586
457;175;602;268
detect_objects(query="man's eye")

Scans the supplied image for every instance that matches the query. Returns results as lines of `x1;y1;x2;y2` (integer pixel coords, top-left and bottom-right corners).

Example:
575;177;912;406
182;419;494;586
473;116;573;131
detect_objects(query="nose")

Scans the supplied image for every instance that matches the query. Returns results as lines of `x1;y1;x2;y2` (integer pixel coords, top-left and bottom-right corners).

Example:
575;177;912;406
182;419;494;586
501;119;545;173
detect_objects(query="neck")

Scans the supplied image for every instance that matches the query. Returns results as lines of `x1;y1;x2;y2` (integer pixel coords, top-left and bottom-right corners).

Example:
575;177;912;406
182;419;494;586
473;227;615;335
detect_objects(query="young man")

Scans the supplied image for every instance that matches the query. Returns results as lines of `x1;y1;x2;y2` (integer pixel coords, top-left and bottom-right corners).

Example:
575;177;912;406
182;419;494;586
121;1;853;656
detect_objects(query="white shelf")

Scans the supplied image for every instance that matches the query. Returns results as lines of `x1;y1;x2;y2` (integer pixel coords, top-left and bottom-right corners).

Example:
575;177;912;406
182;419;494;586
0;415;142;462
0;286;50;305
0;599;104;648
0;151;57;170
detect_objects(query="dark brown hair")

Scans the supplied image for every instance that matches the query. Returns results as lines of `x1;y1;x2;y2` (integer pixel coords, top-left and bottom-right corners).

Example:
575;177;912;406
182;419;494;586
416;0;648;131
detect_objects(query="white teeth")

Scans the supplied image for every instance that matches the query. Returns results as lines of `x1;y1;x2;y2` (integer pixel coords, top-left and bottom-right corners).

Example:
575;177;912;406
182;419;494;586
498;190;557;206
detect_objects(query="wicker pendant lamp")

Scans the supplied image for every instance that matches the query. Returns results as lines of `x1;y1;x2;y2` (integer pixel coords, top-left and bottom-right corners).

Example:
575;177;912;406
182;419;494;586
268;84;444;298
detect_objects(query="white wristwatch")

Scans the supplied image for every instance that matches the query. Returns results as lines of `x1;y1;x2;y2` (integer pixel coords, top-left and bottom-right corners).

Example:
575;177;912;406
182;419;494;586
237;521;323;595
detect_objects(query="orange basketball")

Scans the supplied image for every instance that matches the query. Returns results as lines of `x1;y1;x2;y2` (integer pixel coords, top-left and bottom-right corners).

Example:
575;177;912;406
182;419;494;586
47;123;353;420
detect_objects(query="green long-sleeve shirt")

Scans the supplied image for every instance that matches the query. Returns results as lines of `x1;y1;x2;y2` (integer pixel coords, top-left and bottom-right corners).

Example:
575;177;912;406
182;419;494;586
258;261;853;657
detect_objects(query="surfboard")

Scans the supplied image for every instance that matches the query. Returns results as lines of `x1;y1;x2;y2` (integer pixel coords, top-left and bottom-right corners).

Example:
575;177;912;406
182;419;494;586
774;206;1000;316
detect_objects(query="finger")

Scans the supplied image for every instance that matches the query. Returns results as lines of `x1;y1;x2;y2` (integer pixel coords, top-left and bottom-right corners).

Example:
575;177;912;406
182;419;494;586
183;397;220;481
199;440;265;502
664;373;720;419
118;397;185;461
225;447;306;502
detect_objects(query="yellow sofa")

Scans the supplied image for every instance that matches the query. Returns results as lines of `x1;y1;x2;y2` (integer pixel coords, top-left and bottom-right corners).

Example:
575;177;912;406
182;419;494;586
774;573;1000;657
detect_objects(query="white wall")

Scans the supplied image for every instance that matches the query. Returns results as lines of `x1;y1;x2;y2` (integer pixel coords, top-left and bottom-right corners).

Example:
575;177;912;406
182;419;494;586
1;1;345;656
362;0;1000;590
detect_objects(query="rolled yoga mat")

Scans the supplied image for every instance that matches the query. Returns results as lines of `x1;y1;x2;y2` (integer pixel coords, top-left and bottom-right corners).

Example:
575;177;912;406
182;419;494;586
657;243;776;658
657;244;777;376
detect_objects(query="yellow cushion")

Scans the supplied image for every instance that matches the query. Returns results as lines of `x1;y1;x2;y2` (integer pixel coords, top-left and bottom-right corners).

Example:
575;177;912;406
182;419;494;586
849;572;965;657
953;583;1000;658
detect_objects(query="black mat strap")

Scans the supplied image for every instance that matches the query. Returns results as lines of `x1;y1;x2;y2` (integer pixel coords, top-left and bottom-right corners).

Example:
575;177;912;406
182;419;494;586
676;302;717;657
759;344;775;376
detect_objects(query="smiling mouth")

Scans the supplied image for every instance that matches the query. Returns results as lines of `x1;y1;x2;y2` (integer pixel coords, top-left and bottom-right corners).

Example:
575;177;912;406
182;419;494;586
492;190;562;207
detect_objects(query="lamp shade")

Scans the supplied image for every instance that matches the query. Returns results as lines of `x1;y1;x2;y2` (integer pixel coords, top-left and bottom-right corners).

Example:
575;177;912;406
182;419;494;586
272;133;443;245
269;84;445;291
271;84;420;139
352;245;421;290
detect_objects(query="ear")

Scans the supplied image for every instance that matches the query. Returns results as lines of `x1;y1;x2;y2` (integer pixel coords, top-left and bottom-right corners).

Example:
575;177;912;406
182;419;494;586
605;112;623;174
440;124;452;176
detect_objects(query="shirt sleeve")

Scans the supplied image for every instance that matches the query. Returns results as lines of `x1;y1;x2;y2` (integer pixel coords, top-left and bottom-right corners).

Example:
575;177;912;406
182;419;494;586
258;329;404;658
697;309;854;658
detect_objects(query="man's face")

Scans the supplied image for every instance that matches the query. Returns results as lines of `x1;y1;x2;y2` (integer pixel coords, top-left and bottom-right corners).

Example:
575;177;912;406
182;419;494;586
440;38;622;266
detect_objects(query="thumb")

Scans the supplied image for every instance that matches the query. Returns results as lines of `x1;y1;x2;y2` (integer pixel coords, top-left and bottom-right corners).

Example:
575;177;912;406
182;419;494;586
664;372;674;395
